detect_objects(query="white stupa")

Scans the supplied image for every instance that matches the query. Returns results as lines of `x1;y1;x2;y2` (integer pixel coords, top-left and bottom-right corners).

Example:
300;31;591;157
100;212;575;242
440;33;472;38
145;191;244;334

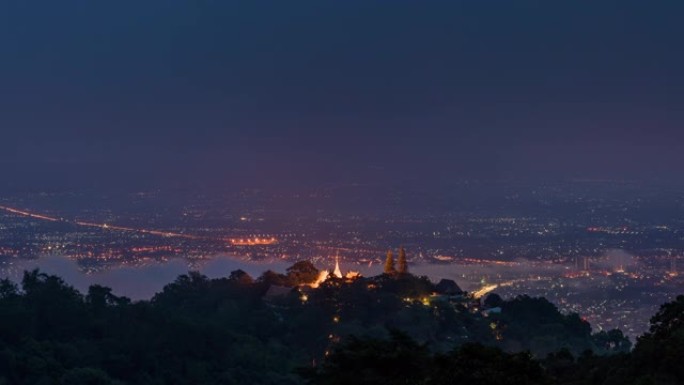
333;254;343;278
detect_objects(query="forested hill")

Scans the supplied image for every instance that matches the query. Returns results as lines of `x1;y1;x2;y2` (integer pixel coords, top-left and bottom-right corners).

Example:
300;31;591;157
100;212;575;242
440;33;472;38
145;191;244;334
0;262;679;384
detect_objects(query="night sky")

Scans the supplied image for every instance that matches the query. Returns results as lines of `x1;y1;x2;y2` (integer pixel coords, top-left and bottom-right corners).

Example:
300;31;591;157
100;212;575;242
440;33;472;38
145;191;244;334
1;1;683;190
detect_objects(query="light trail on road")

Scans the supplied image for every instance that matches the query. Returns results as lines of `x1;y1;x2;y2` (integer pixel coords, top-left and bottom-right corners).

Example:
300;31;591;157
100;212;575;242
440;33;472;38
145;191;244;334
472;284;499;299
0;204;277;245
0;205;61;222
472;279;523;299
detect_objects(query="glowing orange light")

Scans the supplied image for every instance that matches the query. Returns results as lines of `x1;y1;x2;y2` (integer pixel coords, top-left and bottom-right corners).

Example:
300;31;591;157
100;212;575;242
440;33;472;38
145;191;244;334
229;237;278;246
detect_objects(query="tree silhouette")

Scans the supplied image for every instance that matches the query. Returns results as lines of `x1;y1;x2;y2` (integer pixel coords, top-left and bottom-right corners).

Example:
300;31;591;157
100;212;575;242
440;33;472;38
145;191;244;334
397;246;408;274
287;261;320;286
630;295;684;383
384;250;396;274
229;269;254;285
258;270;289;286
591;329;631;354
301;333;550;385
300;330;430;385
484;293;504;308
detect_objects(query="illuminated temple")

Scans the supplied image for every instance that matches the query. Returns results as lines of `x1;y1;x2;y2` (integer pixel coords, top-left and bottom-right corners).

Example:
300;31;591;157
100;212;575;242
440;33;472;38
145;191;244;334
310;255;360;288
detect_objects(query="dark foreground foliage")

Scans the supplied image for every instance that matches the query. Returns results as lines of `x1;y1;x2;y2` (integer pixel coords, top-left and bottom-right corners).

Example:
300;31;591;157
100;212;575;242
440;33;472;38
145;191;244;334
0;270;300;385
0;267;680;385
300;331;550;385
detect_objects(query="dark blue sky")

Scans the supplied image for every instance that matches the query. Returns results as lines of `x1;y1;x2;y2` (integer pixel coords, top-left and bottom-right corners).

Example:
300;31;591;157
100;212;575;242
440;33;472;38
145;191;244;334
1;1;683;190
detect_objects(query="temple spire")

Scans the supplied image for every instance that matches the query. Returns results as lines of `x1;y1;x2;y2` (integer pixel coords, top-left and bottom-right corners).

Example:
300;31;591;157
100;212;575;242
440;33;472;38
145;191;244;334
333;253;343;278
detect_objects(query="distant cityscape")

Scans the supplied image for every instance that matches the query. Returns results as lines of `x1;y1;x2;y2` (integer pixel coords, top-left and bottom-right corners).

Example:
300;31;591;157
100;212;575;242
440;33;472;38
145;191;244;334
1;180;684;339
